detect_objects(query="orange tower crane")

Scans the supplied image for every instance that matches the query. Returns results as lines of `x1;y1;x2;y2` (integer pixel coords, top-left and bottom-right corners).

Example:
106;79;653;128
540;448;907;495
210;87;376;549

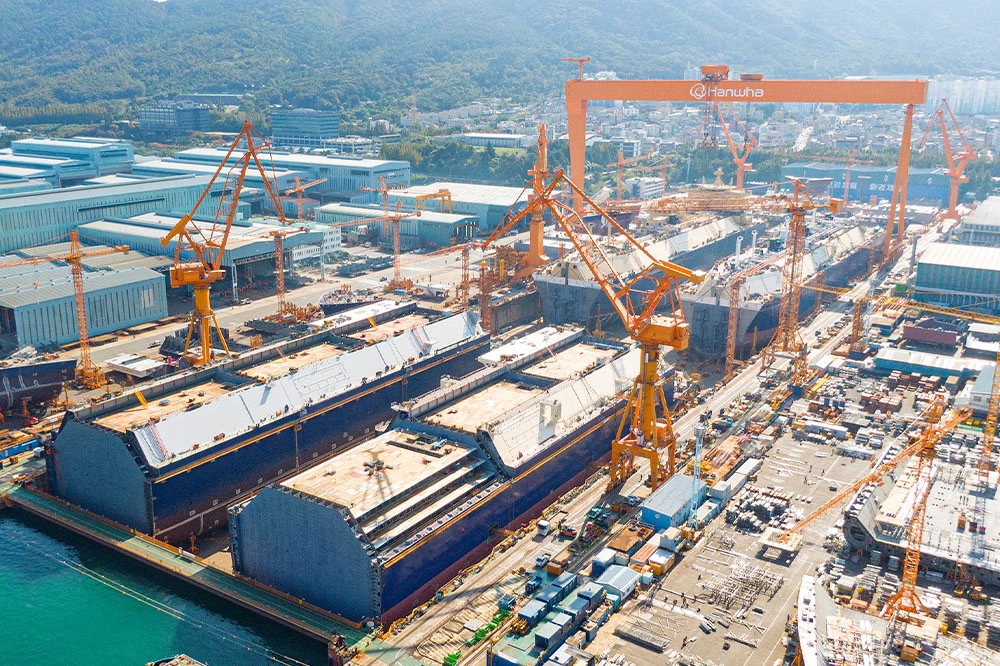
918;98;976;222
560;56;591;81
762;399;966;557
523;124;552;272
769;182;843;368
361;176;393;237
637;156;676;194
161;121;289;366
0;231;129;388
458;243;471;308
283;177;327;221
649;183;842;380
606;150;649;204
484;131;705;491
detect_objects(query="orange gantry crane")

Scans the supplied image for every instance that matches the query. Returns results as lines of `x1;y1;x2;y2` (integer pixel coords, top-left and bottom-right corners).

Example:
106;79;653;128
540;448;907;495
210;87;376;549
0;231;129;388
283;177;327;221
484;127;705;490
563;64;927;265
918;98;976;222
414;188;453;213
161;121;289;366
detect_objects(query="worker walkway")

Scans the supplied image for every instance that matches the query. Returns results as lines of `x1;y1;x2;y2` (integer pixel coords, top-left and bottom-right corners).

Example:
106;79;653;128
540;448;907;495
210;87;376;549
0;480;427;666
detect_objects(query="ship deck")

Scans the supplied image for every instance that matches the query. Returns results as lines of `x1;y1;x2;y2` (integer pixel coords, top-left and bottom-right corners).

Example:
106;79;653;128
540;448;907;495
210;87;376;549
280;430;472;516
425;381;542;433
348;313;432;342
522;344;615;381
93;381;231;433
241;343;345;381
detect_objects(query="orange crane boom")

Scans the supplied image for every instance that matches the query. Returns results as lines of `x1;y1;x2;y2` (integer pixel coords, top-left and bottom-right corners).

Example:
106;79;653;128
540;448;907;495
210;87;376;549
283;177;327;221
764;402;967;554
715;101;758;190
918;98;976;222
484;126;706;490
0;231;129;388
161;121;289;366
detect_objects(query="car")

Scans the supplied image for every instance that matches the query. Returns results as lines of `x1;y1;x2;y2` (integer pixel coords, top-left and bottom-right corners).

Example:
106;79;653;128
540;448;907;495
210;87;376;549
239;298;252;305
624;495;641;507
379;276;389;282
148;339;161;348
535;553;551;568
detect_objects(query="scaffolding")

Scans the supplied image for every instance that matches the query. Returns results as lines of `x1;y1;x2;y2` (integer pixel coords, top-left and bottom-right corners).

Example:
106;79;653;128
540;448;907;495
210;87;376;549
701;561;783;613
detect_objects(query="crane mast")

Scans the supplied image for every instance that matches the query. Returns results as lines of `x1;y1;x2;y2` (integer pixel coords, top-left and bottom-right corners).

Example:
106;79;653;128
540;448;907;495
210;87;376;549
0;231;129;388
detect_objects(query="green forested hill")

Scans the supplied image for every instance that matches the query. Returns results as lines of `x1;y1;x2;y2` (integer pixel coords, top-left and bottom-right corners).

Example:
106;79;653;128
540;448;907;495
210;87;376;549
1;0;998;119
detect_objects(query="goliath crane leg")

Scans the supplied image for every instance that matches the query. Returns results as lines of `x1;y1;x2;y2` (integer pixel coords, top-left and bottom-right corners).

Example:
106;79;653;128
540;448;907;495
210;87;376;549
609;341;679;488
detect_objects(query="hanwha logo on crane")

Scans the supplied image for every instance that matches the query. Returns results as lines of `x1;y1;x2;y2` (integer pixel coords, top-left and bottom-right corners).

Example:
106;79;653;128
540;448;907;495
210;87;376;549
689;82;708;100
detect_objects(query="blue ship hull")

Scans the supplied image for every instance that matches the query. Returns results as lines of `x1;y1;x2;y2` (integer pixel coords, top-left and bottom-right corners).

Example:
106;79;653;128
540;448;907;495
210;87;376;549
378;403;625;623
0;358;77;412
49;335;488;544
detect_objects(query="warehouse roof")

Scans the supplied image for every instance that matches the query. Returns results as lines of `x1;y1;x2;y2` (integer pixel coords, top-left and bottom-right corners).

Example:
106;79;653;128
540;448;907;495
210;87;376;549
134;158;305;181
874;347;991;377
316;202;477;224
919;242;1000;272
390;182;529;206
971;365;995;396
174;147;408;171
0;174;210;208
13;136;131;150
129;311;481;468
0;266;164;309
642;473;704;518
960;196;1000;228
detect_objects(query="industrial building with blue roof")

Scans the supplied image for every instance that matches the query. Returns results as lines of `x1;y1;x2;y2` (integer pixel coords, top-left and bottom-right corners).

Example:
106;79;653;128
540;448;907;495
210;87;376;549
640;473;706;530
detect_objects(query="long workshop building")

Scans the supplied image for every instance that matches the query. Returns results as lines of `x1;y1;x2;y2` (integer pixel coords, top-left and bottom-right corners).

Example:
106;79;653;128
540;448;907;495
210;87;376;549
228;326;640;625
47;304;487;543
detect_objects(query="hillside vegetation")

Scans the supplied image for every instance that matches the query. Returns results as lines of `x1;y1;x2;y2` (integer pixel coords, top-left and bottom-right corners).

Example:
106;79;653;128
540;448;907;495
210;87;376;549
0;0;998;121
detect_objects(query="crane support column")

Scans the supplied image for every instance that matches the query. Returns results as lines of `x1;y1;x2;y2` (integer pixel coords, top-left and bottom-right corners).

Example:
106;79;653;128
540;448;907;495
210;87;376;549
774;208;807;353
883;103;916;261
568;99;589;213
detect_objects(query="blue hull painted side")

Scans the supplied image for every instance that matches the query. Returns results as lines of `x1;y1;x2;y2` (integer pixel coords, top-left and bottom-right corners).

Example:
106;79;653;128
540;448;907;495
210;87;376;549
0;358;77;412
377;404;624;623
380;484;509;622
151;337;488;543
